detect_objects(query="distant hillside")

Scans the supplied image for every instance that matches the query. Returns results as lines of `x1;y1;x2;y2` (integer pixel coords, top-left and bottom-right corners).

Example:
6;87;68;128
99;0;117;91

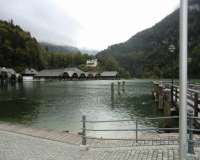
97;0;200;78
0;20;92;72
0;20;47;71
40;42;80;54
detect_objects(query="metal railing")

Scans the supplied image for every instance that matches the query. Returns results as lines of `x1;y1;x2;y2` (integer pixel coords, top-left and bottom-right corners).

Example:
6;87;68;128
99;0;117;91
81;114;200;154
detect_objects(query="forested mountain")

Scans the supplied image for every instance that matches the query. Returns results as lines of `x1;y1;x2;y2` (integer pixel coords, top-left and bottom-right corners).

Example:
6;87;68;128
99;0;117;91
0;20;92;72
0;20;47;71
97;0;200;78
40;42;79;54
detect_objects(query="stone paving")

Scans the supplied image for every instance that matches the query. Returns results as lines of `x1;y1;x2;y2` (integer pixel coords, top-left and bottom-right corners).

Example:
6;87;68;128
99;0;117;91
0;130;83;160
0;130;200;160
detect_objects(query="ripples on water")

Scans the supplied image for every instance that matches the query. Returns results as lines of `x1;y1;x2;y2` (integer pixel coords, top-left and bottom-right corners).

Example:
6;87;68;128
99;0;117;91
0;79;164;138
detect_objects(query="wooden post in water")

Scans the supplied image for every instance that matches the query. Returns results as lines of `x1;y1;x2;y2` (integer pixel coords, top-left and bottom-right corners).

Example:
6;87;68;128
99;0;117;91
194;93;199;117
153;82;159;102
122;81;125;92
111;83;114;103
163;89;172;128
158;84;164;110
118;82;121;96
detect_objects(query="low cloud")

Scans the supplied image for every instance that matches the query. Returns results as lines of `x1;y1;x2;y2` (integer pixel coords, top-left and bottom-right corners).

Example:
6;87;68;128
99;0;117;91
0;0;82;46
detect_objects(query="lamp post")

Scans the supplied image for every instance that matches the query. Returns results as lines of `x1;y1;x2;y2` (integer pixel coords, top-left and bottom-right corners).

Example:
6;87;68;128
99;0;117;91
168;44;176;86
179;0;188;159
168;44;176;106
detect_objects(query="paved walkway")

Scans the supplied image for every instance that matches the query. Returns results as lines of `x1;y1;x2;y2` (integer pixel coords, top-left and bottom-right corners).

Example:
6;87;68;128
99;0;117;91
0;122;200;160
0;130;82;160
0;130;199;160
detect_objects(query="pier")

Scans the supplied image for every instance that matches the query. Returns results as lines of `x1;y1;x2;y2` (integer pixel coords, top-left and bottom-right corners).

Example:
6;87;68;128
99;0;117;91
152;81;200;121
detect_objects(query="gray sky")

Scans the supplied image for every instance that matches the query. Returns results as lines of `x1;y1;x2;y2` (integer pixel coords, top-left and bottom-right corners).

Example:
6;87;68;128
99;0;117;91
0;0;179;50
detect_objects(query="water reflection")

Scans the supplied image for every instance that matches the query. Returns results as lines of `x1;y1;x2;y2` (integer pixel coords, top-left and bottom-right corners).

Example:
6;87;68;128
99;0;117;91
0;80;164;138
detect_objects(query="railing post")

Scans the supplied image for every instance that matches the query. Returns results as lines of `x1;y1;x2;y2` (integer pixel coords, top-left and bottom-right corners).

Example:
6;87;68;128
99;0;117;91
194;93;199;117
136;118;138;143
188;111;194;154
82;115;86;145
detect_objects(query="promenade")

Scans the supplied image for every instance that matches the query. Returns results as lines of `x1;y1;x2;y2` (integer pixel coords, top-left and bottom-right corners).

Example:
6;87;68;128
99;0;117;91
0;122;199;160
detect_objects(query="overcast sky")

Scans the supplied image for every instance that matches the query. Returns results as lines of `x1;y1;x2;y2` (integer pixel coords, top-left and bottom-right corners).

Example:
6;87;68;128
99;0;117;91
0;0;179;50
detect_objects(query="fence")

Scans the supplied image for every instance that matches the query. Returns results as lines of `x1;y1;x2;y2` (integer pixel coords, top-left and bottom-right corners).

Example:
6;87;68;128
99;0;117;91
81;114;200;154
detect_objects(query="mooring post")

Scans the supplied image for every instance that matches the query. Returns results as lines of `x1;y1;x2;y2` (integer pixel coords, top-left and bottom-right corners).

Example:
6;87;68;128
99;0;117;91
118;82;121;89
118;82;121;96
111;82;114;104
111;82;114;94
82;115;86;145
194;93;199;117
122;81;125;92
154;83;159;102
188;111;194;154
163;89;172;128
135;118;138;143
158;85;164;110
122;81;125;86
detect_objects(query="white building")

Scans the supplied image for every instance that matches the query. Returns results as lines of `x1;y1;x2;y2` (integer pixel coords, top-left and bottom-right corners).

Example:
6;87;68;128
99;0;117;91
86;59;98;67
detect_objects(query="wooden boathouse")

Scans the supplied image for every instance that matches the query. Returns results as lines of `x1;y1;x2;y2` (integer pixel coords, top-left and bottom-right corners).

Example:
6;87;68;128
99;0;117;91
35;68;119;80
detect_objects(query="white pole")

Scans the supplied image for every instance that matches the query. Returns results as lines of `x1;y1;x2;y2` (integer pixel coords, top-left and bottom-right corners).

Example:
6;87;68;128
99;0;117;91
179;0;188;159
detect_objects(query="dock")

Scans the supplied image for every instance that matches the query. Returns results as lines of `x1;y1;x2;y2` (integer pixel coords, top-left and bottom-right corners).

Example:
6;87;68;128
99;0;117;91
152;81;200;120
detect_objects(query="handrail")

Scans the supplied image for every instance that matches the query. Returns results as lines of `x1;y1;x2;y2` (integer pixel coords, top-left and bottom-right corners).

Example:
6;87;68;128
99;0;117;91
81;114;198;154
84;128;179;132
83;116;179;123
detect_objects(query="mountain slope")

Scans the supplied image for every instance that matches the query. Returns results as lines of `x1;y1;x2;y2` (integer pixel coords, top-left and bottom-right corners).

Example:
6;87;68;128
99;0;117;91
97;0;200;78
0;20;47;71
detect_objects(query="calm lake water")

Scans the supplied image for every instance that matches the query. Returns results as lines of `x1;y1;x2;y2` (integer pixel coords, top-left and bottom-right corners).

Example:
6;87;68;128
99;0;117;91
0;79;164;138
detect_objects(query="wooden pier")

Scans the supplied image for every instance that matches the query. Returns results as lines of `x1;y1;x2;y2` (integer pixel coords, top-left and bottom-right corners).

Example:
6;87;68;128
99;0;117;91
152;81;200;127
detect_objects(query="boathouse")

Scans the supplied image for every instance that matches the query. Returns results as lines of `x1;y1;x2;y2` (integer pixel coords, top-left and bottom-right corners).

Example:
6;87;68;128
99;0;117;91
85;72;99;79
0;67;17;81
35;68;86;80
100;71;119;79
22;68;38;81
35;68;119;80
35;69;64;79
63;68;86;79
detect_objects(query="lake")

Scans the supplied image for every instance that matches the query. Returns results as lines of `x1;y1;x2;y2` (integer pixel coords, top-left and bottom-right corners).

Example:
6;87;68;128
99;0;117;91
0;79;164;138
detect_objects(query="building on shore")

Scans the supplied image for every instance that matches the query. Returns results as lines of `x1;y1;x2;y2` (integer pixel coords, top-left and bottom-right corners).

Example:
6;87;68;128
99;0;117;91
100;71;119;80
0;67;18;81
86;59;98;67
35;68;87;80
35;68;119;80
35;69;64;80
85;72;99;79
22;68;38;81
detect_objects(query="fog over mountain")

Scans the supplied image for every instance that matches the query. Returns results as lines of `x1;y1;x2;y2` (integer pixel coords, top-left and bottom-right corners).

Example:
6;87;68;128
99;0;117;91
0;0;179;50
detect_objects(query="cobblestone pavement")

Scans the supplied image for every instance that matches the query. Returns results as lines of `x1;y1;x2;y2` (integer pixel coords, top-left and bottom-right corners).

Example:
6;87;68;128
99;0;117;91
0;130;82;160
0;130;199;160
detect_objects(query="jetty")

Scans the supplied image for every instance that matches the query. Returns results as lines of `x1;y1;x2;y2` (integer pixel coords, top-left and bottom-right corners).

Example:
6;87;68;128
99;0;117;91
152;81;200;124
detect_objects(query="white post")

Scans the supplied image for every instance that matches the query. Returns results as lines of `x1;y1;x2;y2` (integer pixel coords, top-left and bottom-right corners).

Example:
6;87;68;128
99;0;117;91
179;0;188;159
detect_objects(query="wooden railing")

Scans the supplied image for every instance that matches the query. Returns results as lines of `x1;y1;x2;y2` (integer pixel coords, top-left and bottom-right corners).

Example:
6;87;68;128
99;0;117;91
171;85;200;117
